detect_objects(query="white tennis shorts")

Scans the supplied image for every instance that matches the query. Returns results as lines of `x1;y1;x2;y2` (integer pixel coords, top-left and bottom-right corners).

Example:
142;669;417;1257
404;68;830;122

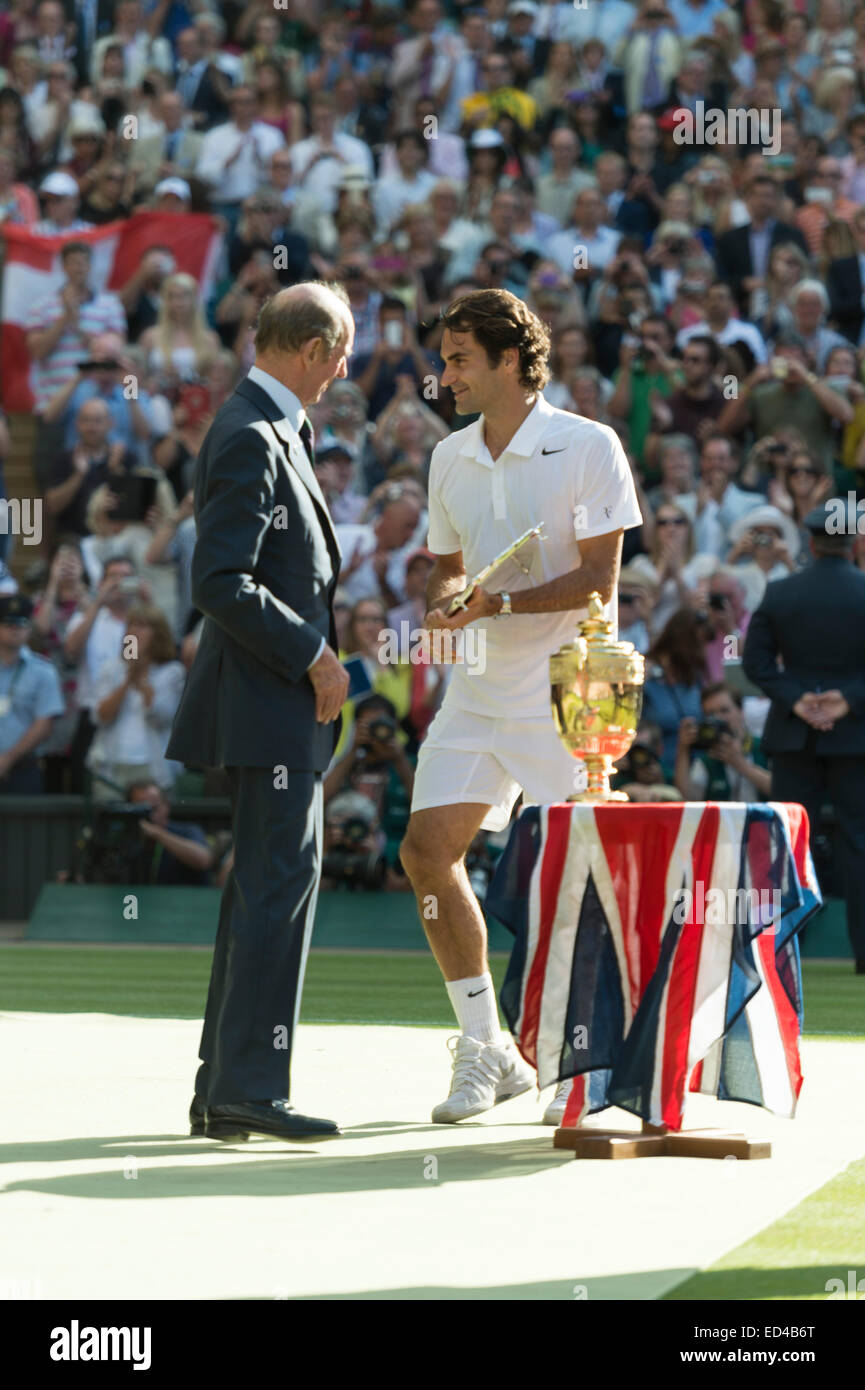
411;702;586;832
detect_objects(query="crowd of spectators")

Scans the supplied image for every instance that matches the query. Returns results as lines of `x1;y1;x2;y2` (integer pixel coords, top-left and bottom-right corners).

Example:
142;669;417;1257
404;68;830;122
2;0;865;888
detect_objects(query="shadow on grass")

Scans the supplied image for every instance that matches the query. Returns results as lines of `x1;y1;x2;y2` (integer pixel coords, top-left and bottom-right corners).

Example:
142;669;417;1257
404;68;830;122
664;1264;857;1301
1;1135;575;1199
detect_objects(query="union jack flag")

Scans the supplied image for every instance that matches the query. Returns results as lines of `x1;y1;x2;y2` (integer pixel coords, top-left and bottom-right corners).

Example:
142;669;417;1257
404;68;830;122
487;802;822;1130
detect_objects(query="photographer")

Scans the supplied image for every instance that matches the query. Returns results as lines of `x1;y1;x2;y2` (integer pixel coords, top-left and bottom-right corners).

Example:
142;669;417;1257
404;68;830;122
675;682;771;802
87;601;184;800
323;693;415;891
725;504;800;610
124;780;215;885
608;313;682;472
44;398;138;541
718;336;854;471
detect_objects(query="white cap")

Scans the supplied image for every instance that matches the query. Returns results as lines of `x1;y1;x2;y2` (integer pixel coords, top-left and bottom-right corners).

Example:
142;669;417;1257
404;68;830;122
469;128;505;149
154;177;191;202
69;114;106;138
39;171;80;198
508;1;539;15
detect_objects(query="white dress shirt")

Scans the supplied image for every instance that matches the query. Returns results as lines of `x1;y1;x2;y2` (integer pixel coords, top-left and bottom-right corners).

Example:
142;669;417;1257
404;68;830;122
288;133;375;214
196;121;285;202
246;366;325;668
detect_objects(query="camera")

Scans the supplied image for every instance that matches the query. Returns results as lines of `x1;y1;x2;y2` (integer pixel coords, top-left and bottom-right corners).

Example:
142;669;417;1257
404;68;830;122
753;532;774;548
708;592;728;611
359;715;397;749
323;816;385;891
693;716;733;752
75;802;153;884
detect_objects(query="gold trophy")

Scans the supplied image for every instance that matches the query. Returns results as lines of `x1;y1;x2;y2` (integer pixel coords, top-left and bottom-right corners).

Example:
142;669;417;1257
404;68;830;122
549;592;645;802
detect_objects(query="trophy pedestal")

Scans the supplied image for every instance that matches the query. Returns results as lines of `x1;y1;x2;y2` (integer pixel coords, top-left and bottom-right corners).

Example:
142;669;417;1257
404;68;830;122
553;1121;771;1161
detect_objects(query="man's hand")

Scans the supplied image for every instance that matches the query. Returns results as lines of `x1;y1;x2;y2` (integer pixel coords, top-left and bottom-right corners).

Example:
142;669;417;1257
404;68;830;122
424;584;499;632
677;716;699;750
712;731;745;768
793;691;848;731
308;645;350;723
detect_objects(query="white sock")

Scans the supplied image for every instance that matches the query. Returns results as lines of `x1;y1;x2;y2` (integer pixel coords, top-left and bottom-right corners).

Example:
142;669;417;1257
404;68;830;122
446;973;501;1044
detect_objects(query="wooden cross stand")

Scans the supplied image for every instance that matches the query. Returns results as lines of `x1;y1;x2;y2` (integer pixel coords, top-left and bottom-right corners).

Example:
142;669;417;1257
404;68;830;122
553;1121;771;1160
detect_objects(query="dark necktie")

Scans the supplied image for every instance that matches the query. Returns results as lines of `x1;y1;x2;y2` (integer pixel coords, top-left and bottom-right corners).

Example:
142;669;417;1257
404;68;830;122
165;130;181;162
299;417;315;469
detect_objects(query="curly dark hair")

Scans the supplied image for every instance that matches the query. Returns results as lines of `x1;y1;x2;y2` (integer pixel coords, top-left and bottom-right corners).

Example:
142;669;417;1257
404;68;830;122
440;289;551;393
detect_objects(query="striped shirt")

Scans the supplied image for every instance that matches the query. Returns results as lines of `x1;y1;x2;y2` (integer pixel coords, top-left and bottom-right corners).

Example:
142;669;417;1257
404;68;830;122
30;218;95;237
24;289;127;413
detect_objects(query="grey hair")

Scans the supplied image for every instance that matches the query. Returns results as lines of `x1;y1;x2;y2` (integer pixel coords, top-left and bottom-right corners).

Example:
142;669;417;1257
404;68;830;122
789;278;829;312
659;433;699;467
254;282;352;357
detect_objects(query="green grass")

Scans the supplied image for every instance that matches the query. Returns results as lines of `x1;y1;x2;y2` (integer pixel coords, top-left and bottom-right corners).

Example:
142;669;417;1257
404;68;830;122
0;948;860;1035
0;946;507;1025
664;1157;865;1301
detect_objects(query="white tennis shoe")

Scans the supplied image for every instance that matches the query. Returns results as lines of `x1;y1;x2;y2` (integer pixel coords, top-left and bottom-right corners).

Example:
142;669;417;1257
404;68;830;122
432;1034;536;1123
541;1077;574;1126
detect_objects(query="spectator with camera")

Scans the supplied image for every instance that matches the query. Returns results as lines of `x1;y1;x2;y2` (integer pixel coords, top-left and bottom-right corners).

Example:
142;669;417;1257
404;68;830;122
323;692;415;892
608;313;682;473
0;592;64;795
725;505;800;610
718;337;854;472
87;600;184;800
30;542;91;792
675;681;771;801
352;298;440;421
63;555;148;771
124;780;215;885
44;398;140;542
40;332;159;464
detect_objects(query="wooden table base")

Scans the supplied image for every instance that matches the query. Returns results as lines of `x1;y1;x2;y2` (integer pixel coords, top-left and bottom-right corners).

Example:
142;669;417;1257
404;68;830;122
553;1125;771;1160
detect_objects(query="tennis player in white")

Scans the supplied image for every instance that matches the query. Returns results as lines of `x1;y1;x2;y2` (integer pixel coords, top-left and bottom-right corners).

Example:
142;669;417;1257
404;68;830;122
399;289;643;1124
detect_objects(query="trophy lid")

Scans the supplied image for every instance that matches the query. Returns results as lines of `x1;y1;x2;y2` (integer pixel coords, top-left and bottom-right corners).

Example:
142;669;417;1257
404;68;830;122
579;591;638;659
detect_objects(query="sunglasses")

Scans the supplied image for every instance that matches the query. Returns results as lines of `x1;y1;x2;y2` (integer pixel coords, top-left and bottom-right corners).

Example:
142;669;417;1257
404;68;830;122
787;466;819;478
657;516;687;526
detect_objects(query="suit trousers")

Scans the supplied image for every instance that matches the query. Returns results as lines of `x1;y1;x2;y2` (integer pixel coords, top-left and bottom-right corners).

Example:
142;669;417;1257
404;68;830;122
770;747;865;962
195;766;323;1105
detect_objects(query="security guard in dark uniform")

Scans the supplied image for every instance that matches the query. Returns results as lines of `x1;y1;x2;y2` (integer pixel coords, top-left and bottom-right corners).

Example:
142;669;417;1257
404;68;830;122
743;500;865;972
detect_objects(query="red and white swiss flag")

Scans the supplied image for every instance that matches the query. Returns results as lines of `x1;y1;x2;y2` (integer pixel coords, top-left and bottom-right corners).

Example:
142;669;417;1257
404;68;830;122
0;211;224;412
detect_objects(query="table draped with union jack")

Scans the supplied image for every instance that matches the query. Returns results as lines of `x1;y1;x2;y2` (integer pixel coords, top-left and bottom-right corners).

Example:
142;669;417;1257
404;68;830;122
486;802;822;1131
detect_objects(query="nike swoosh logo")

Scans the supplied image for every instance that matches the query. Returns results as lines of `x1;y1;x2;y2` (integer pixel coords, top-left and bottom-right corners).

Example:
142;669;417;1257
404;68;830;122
467;988;488;998
541;446;566;455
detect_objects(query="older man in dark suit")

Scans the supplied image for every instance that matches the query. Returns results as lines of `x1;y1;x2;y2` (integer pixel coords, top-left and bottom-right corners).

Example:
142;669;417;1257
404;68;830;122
743;500;865;973
167;282;353;1140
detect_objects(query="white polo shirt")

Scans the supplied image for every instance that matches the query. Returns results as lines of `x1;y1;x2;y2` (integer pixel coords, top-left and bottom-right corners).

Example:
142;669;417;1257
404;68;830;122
427;393;642;718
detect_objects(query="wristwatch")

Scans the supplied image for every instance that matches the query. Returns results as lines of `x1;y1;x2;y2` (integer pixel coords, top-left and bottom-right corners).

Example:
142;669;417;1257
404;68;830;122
497;591;512;617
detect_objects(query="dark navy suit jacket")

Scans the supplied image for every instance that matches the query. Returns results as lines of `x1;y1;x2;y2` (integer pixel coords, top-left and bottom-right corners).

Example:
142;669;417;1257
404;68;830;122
167;377;342;772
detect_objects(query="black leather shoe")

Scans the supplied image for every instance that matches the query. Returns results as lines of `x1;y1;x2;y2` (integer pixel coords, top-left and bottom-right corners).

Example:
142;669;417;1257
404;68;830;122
189;1095;249;1140
205;1099;340;1141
